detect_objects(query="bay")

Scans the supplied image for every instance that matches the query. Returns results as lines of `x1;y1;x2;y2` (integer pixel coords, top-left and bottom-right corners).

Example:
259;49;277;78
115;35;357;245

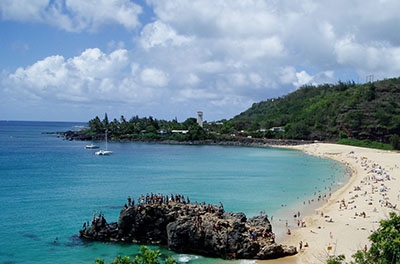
0;121;348;263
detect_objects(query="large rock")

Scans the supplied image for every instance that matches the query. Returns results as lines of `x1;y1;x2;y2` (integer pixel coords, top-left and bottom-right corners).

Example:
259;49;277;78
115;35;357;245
79;200;297;260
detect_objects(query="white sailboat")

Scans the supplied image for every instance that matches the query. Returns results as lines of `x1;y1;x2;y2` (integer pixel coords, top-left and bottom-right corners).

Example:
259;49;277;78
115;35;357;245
94;130;112;155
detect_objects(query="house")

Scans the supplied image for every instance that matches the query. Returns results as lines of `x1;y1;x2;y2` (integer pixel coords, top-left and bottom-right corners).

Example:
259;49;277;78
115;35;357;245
171;130;189;134
269;127;285;132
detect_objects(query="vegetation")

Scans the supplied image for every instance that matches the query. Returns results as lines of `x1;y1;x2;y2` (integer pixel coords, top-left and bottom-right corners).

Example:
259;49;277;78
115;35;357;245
229;78;400;147
95;246;178;264
86;114;214;142
326;212;400;264
82;77;400;150
337;139;392;150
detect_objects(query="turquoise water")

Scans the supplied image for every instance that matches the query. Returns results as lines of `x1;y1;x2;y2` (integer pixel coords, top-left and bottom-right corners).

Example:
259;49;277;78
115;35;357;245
0;121;348;264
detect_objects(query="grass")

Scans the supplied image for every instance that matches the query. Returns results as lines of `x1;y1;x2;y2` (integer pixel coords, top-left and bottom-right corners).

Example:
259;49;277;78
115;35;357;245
337;138;393;150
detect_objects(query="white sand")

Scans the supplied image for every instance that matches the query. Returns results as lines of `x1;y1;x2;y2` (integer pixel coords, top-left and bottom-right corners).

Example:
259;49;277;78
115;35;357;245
259;143;400;264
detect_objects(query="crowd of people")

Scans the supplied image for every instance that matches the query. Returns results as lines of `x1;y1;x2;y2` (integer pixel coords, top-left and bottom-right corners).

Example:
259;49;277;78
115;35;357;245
123;193;226;218
126;193;191;207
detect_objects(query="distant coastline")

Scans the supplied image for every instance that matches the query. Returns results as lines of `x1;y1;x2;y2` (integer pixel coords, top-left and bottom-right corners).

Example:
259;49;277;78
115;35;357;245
56;129;314;147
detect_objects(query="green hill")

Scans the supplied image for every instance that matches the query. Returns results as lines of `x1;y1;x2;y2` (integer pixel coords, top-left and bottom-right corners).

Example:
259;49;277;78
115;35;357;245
229;77;400;144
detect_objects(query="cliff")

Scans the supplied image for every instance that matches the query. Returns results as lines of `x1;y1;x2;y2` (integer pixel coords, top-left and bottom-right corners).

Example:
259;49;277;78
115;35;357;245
79;197;296;260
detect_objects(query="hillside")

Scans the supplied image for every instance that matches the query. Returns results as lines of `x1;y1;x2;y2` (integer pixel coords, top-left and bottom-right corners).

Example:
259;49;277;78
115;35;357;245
229;77;400;143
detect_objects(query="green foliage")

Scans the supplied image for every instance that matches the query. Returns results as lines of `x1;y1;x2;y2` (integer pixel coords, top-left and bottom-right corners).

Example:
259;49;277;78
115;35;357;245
350;250;370;264
133;245;161;264
95;246;178;264
231;77;400;142
326;254;346;264
337;139;392;150
187;124;206;140
95;255;132;264
88;116;104;133
339;131;348;139
390;134;400;150
367;212;400;264
103;113;109;128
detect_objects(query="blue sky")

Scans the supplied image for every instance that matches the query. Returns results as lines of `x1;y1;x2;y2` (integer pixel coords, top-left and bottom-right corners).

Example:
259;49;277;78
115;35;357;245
1;0;400;122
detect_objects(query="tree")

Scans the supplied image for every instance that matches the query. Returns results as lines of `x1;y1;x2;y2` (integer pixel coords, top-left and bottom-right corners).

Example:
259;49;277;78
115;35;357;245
103;113;109;130
132;245;161;264
326;254;345;264
88;116;104;133
367;212;400;264
95;246;178;264
390;134;400;150
188;124;206;140
182;118;197;129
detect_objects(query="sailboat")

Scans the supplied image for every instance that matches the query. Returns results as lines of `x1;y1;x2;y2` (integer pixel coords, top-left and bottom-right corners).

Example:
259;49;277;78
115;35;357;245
94;130;113;155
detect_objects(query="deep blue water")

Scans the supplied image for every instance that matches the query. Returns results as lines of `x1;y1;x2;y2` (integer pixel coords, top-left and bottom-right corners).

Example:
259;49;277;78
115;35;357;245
0;121;348;263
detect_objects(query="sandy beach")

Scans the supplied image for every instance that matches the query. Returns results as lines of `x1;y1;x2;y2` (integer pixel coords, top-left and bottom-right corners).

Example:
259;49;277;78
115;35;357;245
260;143;400;264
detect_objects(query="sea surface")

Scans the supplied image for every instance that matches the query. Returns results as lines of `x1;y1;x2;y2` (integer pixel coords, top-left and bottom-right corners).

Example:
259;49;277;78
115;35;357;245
0;121;349;264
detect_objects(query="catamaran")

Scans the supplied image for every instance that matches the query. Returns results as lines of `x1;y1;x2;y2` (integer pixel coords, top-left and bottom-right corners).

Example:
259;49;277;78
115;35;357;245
94;130;112;155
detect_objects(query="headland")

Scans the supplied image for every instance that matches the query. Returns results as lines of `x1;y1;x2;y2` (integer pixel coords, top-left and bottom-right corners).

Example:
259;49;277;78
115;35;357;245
79;194;296;260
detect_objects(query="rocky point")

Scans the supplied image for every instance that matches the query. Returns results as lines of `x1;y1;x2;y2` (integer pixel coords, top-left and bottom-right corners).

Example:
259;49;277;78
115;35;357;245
79;196;296;260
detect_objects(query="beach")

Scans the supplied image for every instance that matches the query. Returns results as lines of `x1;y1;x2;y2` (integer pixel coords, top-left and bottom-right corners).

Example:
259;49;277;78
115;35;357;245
263;143;400;264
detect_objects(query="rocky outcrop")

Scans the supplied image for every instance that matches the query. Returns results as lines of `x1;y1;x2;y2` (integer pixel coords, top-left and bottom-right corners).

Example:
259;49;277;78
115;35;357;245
79;200;297;260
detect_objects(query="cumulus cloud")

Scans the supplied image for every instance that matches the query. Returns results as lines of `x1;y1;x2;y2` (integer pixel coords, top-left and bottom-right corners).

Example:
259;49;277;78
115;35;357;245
140;21;193;50
140;68;169;87
334;35;400;78
6;48;136;103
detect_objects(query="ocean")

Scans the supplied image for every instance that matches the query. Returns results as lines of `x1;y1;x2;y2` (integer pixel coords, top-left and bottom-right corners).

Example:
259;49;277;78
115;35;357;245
0;121;349;264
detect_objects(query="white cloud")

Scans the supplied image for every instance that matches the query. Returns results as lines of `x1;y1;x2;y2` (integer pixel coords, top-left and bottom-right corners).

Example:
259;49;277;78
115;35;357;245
220;36;285;61
294;71;313;88
334;35;400;78
5;48;134;103
0;0;142;32
0;0;47;22
9;55;66;97
63;0;142;31
279;67;297;85
140;68;169;87
175;88;218;102
195;61;226;74
184;73;200;86
140;21;193;50
249;73;262;85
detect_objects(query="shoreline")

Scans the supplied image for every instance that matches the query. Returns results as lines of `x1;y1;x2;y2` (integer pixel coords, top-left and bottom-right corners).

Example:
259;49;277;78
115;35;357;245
259;143;399;264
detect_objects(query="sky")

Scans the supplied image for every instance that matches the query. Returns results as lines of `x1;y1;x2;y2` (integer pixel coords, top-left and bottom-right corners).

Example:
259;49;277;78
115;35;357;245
1;0;400;122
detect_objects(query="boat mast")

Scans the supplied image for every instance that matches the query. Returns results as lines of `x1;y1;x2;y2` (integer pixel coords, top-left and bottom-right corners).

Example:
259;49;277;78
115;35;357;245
105;129;108;151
